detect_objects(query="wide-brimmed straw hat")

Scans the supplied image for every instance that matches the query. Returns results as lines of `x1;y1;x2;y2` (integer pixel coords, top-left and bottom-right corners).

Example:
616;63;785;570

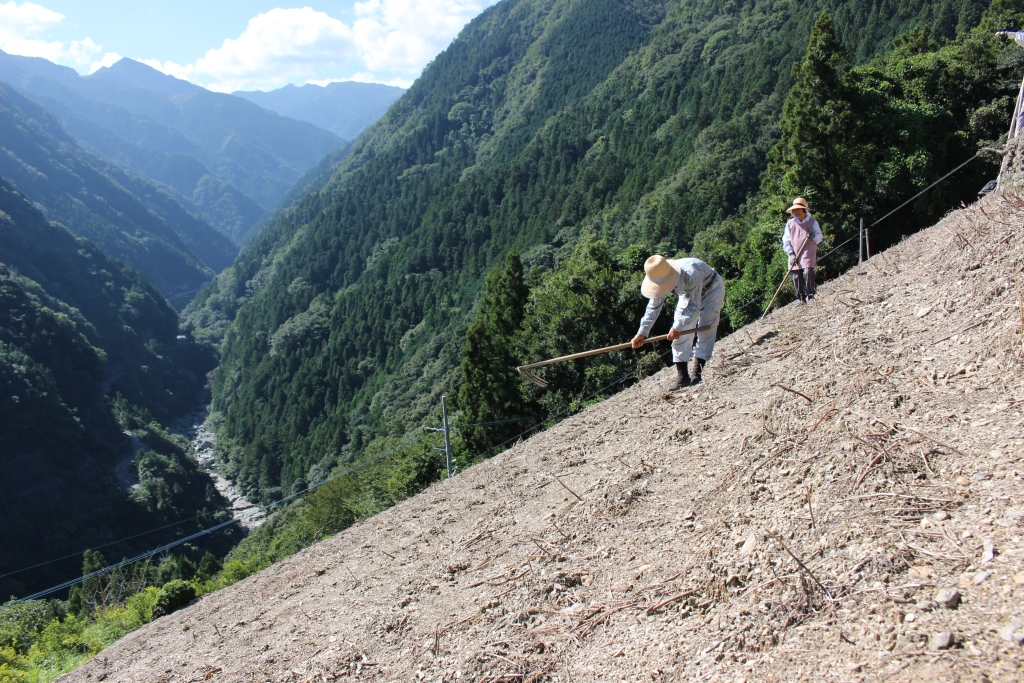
785;197;810;214
640;254;680;298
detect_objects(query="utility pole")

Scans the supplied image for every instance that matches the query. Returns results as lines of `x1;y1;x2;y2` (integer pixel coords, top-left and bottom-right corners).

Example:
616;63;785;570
426;395;454;478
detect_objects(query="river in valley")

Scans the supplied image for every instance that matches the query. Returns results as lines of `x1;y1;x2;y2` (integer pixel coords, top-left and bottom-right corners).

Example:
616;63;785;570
173;402;265;529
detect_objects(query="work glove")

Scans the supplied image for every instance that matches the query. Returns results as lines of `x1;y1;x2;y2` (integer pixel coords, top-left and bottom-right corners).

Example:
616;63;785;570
787;254;796;269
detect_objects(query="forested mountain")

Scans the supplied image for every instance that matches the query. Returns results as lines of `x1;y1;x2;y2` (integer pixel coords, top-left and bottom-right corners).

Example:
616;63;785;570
233;81;405;140
0;83;236;300
0;52;345;242
189;0;1013;509
186;0;1015;509
0;178;237;598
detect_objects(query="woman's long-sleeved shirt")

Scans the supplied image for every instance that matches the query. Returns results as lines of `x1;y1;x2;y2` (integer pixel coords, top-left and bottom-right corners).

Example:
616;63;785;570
637;258;719;337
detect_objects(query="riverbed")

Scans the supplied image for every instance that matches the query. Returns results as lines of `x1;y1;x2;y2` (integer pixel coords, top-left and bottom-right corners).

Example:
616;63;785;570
173;404;265;530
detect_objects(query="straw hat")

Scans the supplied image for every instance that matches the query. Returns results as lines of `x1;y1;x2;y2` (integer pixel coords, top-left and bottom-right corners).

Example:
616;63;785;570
785;197;810;214
640;255;680;298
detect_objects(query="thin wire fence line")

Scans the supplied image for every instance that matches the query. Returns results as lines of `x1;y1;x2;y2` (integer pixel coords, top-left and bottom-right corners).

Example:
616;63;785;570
458;417;535;428
870;152;981;228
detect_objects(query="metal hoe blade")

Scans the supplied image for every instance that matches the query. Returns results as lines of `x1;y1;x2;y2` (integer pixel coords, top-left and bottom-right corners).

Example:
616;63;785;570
516;366;549;388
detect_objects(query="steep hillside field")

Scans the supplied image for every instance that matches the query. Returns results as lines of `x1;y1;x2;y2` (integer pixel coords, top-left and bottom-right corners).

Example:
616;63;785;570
63;188;1023;680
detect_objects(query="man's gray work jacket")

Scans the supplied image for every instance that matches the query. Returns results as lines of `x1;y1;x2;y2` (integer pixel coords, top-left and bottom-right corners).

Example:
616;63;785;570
637;258;719;337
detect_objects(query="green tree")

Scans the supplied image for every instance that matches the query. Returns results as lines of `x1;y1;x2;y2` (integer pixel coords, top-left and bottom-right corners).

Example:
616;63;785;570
66;550;107;617
764;13;858;221
457;248;535;456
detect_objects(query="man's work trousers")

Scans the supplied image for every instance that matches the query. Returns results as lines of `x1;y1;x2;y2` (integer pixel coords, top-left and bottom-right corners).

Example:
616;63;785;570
792;267;816;301
671;275;725;363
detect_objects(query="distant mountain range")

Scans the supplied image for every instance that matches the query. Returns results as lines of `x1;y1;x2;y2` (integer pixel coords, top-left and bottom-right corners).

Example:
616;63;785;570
233;81;404;140
0;82;235;299
0;51;346;242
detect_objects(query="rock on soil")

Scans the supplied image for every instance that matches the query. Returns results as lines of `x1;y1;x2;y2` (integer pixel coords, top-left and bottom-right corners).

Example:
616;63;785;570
63;193;1024;682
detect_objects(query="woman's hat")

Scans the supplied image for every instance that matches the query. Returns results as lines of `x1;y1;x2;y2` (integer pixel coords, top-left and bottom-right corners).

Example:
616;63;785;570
641;255;680;298
786;197;810;214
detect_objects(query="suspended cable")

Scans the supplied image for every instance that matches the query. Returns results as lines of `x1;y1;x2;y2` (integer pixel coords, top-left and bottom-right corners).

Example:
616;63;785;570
870;152;980;227
9;428;428;605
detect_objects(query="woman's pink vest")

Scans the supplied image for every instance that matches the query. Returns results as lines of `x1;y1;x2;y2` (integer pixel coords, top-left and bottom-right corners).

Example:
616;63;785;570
785;215;819;269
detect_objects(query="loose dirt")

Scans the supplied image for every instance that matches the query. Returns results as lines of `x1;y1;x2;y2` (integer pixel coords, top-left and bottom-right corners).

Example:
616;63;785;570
63;192;1024;682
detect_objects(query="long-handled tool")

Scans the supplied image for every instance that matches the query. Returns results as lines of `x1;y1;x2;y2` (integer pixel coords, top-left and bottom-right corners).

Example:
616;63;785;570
761;235;810;319
515;323;715;388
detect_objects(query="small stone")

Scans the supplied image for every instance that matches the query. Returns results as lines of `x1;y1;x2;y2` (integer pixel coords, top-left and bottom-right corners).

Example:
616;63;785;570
999;618;1024;644
909;566;934;580
905;612;916;623
1014;571;1024;586
916;600;937;611
740;534;757;556
932;511;949;522
928;631;954;650
933;587;961;609
981;539;996;563
973;570;993;585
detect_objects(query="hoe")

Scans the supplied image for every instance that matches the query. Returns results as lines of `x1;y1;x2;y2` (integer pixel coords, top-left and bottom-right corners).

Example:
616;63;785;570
516;323;715;388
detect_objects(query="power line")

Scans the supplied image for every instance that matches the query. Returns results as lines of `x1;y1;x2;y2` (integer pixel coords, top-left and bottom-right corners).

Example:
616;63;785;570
9;428;428;605
0;513;213;581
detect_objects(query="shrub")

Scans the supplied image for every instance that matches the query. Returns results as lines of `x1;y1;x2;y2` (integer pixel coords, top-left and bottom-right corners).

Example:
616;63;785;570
152;580;196;619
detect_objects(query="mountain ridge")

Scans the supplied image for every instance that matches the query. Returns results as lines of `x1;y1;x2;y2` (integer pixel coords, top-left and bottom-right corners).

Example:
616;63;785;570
0;82;235;298
232;81;405;140
0;51;346;242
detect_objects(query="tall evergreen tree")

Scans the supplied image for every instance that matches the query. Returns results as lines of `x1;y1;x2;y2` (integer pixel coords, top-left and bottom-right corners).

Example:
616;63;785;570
457;248;534;457
764;13;858;226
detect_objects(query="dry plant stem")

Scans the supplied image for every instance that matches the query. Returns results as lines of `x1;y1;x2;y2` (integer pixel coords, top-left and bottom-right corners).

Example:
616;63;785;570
853;449;887;489
931;319;987;346
807;485;817;532
771;533;833;600
897;425;969;457
645;589;698;615
775;383;814;404
551;474;583;502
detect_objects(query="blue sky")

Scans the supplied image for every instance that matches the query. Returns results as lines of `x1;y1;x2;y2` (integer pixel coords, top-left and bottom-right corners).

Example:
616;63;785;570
0;1;499;91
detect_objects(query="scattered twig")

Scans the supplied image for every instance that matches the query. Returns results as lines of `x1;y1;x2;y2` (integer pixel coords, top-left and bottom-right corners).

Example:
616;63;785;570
467;567;531;588
774;383;814;404
646;589;698;615
897;425;968;457
771;533;833;600
551;473;583;502
930;319;986;346
807;485;817;532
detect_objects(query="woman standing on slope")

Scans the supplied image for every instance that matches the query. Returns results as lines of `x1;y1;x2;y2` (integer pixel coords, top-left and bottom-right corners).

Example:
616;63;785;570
783;197;823;304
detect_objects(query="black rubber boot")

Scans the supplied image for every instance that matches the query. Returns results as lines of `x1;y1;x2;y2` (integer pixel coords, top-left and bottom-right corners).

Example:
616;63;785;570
667;362;691;391
690;357;707;385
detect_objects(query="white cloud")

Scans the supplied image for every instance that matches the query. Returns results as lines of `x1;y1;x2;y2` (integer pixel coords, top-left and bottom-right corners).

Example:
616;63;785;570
150;7;356;92
88;51;122;74
352;0;486;73
149;1;496;92
0;1;105;67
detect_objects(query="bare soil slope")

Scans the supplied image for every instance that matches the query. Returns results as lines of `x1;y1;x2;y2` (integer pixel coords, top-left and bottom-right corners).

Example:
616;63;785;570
66;194;1024;682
